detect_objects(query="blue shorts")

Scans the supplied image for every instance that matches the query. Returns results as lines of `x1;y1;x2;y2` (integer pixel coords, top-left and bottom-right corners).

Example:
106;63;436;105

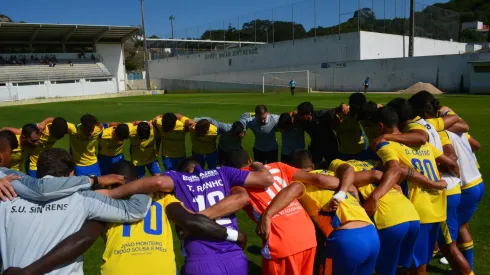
181;251;248;275
458;182;485;225
192;151;218;169
162;156;185;171
74;162;101;176
413;223;440;267
324;225;380;275
439;193;461;245
135;161;161;178
98;154;124;175
376;220;420;275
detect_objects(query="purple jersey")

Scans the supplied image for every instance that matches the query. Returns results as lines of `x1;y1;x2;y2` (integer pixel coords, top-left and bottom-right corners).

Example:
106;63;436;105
164;166;249;259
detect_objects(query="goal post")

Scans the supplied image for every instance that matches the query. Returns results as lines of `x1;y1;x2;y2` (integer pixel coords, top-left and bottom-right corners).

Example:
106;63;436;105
262;70;310;94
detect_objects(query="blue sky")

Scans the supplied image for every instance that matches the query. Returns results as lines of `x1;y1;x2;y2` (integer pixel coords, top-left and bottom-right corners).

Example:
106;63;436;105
3;0;448;38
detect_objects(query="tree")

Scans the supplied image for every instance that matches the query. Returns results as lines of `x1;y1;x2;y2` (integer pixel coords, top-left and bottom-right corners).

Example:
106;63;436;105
148;35;159;39
0;14;13;23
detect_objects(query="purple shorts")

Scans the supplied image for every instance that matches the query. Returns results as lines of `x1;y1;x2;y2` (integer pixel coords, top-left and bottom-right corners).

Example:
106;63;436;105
181;251;248;275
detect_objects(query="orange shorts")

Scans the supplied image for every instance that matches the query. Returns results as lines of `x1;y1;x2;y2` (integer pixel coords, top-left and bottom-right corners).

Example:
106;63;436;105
319;258;332;275
262;247;316;275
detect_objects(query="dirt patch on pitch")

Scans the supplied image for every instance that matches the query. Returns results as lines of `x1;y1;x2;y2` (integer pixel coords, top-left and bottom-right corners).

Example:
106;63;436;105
395;82;444;94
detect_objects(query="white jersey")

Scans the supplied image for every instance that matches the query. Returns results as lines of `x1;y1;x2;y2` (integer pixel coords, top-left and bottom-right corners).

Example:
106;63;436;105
446;131;482;189
415;118;460;191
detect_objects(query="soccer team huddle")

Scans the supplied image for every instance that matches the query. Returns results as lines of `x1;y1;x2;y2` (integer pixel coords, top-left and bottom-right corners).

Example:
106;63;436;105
0;90;484;275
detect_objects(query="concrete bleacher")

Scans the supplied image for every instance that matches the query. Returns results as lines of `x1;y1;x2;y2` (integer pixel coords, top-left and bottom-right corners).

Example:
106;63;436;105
0;60;113;83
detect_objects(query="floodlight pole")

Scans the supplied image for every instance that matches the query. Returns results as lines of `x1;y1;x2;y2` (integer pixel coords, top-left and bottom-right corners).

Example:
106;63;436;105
409;0;415;57
140;0;151;91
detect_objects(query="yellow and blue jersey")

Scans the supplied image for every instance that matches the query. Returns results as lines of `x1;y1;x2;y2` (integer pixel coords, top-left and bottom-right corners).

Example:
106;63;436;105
376;141;446;224
68;123;105;166
299;169;373;237
190;124;219;155
99;124;136;157
403;121;427;133
101;193;179;275
155;116;189;158
10;134;24;172
130;126;158;166
335;116;367;155
24;122;66;171
329;159;420;229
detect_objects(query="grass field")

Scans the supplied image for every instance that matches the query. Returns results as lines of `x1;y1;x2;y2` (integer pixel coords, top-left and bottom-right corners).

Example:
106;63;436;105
0;92;488;274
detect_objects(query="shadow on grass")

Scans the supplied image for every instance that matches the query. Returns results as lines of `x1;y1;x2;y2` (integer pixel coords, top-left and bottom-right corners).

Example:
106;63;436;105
247;245;262;255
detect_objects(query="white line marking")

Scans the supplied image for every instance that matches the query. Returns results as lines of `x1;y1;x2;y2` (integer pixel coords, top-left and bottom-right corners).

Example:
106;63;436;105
99;100;302;107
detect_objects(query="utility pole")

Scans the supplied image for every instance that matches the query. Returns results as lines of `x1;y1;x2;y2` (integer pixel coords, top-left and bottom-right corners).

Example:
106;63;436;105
140;0;151;91
169;15;175;39
409;0;415;57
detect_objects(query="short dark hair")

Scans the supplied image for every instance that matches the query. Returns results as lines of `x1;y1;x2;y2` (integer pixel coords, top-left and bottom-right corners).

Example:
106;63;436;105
358;101;378;121
21;123;40;138
50;117;69;139
115;124;130;140
162;113;177;132
291;149;314;170
278;113;293;131
349;92;367;116
387;98;414;122
408;91;439;118
0;130;18;150
80;114;98;129
297;102;314;115
195;119;211;135
137;122;151;140
37;148;74;178
231;121;244;136
372;106;399;128
255;105;268;116
177;157;200;173
225;149;250;169
110;160;138;183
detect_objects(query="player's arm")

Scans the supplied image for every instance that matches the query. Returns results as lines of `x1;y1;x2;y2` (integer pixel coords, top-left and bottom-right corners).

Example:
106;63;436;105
96;175;175;199
199;187;250;220
292;170;341;191
352;170;384;188
376;130;428;147
442;144;458;162
442;115;469;133
36;117;54;131
436;153;460;178
468;135;481;152
196;117;233;132
398;166;447;190
106;122;119;127
2;221;106;275
152;114;163;124
0;127;21;135
242;162;274;188
257;181;305;242
364;160;401;216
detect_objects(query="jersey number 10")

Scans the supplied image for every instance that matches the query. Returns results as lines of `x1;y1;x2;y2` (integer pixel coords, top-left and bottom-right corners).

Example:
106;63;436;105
193;191;232;226
122;202;163;237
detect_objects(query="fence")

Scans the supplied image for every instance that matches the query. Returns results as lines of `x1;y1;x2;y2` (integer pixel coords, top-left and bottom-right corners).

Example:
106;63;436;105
151;0;460;57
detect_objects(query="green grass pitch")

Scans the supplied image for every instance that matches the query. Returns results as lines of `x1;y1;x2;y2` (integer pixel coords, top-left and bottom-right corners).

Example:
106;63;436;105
0;92;488;274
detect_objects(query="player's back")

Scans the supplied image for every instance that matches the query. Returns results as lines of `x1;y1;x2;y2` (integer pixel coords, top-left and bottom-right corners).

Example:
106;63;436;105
376;141;446;223
446;131;482;189
164;166;246;259
0;193;90;275
244;162;316;259
101;193;177;275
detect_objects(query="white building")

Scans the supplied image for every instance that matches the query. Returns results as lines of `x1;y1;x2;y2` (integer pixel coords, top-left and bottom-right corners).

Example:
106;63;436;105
462;21;489;32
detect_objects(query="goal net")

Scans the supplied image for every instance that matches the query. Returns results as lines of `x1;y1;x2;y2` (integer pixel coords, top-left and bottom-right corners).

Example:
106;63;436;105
262;70;310;94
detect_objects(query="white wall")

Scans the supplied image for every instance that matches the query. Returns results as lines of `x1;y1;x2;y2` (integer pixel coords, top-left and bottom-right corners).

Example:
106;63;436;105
360;32;469;60
95;43;126;91
0;53;82;60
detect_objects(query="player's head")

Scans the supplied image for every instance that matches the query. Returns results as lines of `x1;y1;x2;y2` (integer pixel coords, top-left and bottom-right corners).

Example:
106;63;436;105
278;113;294;132
0;137;12;168
115;124;130;141
80;114;98;136
291;149;314;171
0;130;19;151
37;148;74;178
177;158;200;173
21;123;41;148
162;113;177;132
408;91;439;118
195;119;210;137
137;121;151;140
225;149;252;169
255;105;268;125
111;160;138;183
349;92;367;116
50;117;69;139
231;121;245;140
296;102;314;123
371;106;399;135
358;101;378;121
387;98;414;128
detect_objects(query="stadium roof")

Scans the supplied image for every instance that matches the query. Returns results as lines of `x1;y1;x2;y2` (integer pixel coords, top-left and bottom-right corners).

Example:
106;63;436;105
0;23;140;45
147;38;266;49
